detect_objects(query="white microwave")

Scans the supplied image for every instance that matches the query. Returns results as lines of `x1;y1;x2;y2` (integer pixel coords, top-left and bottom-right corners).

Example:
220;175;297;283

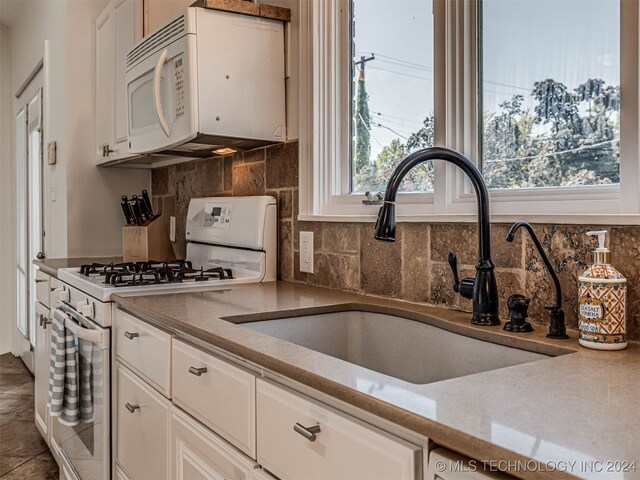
125;7;285;157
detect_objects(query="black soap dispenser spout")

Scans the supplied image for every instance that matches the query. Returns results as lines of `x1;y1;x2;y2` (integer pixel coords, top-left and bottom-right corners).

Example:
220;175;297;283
374;147;499;326
506;221;569;339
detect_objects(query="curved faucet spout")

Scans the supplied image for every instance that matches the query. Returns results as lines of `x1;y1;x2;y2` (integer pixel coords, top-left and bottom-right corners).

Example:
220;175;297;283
506;220;562;309
506;220;568;339
374;146;499;325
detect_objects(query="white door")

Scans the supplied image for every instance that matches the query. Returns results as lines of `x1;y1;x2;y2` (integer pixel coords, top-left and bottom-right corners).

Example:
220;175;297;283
15;106;30;367
28;90;44;348
15;87;44;372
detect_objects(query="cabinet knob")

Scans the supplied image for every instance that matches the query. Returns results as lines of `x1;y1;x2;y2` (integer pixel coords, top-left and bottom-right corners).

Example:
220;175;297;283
125;403;140;414
188;366;208;377
124;331;139;340
294;423;321;442
35;278;47;283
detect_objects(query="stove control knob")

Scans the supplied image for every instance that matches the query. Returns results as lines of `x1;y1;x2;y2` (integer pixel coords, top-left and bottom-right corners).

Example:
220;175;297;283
75;301;94;319
80;303;95;319
56;288;70;302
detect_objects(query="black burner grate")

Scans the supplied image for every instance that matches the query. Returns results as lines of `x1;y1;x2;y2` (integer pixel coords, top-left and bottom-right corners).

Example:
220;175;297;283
78;260;233;287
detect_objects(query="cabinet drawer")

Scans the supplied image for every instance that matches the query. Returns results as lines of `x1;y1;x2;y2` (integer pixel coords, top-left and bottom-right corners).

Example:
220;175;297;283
35;270;50;307
172;340;256;458
256;379;421;480
115;308;172;396
116;362;170;480
172;407;257;480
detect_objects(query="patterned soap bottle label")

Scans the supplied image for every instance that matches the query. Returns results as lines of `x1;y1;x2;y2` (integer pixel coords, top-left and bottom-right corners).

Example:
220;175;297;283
578;282;626;344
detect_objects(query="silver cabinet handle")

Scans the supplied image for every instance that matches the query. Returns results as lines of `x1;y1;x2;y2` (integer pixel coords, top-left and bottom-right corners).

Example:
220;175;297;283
188;366;207;376
124;331;139;340
294;423;321;442
125;403;140;413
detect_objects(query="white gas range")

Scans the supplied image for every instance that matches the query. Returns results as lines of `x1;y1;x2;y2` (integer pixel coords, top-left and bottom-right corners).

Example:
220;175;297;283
56;195;277;315
49;195;276;480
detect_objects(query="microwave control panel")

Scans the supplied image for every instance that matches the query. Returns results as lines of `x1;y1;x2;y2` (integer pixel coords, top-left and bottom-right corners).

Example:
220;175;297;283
174;57;185;118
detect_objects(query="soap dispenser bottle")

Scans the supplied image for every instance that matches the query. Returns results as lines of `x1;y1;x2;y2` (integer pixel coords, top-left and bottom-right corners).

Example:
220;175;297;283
578;230;627;350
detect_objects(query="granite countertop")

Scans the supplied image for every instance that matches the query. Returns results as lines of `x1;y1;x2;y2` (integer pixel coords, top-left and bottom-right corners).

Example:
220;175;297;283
34;257;123;278
113;282;640;480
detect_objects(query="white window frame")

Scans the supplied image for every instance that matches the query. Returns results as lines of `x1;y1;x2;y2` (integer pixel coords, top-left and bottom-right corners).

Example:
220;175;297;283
298;0;640;224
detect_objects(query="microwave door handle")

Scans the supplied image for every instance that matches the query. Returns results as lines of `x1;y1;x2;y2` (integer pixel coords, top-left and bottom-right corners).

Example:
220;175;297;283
153;48;172;137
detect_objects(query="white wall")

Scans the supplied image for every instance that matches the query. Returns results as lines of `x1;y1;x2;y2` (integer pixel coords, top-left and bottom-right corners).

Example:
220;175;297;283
0;0;150;353
65;0;150;257
9;0;68;260
0;23;13;354
6;0;149;259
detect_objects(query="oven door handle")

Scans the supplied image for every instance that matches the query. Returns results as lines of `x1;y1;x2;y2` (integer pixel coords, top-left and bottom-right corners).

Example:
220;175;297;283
63;317;109;349
56;304;110;350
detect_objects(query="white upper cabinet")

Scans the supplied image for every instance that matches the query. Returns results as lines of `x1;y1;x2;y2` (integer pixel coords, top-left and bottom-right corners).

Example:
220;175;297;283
96;0;142;163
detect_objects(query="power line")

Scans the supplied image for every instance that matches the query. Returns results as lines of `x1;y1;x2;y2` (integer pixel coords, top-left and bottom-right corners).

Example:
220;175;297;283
483;138;619;164
372;122;410;140
368;65;433;82
371;111;423;125
356;52;434;72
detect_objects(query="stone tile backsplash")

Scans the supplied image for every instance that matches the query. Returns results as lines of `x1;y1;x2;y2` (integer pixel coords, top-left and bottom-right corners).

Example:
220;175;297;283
152;141;640;340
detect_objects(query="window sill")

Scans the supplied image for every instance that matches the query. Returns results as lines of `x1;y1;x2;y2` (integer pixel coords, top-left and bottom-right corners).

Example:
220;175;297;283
298;212;640;225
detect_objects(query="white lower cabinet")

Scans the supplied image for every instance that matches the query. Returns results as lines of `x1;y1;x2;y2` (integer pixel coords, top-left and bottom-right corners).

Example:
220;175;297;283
115;312;426;480
256;379;422;480
171;407;258;480
172;339;256;458
114;308;172;396
34;301;51;444
116;362;171;480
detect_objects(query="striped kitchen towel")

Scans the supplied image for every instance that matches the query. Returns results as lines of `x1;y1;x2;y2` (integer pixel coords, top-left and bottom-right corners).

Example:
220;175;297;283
76;335;94;423
49;309;94;426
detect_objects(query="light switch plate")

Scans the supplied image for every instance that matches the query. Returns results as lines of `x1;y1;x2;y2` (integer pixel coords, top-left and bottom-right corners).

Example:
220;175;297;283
299;231;314;273
169;216;176;242
47;141;57;165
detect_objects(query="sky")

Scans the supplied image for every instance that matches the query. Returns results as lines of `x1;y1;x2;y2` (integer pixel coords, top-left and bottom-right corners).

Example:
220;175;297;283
353;0;620;160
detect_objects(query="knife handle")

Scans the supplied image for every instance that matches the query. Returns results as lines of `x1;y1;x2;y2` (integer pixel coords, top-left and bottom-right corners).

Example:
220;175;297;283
129;195;143;225
141;190;154;220
121;196;133;224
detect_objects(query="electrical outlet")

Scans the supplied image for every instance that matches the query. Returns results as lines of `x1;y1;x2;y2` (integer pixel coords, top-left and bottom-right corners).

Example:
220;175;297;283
169;216;176;242
299;231;314;273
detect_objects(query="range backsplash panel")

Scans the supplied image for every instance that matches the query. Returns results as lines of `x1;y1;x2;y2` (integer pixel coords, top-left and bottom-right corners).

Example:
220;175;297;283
151;141;640;341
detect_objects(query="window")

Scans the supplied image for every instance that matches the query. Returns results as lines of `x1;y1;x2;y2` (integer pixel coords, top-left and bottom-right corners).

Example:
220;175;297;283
480;0;621;190
299;0;639;222
350;0;434;194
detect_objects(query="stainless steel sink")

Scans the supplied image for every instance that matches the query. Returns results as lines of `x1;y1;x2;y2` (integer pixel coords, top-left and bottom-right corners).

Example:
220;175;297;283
240;311;549;385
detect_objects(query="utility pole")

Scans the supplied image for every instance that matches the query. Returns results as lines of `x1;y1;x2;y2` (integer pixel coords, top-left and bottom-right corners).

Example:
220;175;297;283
354;54;375;171
354;54;375;80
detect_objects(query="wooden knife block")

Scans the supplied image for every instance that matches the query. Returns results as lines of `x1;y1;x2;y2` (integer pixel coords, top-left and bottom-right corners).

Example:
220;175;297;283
122;216;176;263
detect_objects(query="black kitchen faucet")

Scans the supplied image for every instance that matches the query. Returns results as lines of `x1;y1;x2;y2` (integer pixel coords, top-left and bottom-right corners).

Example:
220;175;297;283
374;147;500;326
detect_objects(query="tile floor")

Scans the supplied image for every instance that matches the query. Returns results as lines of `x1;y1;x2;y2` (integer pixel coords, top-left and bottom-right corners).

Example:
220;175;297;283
0;353;59;479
